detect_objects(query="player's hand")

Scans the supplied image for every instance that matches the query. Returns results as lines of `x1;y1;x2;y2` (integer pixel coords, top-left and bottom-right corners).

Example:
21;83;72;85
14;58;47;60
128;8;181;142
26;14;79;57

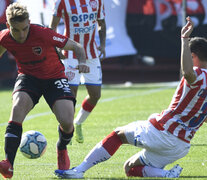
181;16;194;38
97;46;106;61
76;63;90;73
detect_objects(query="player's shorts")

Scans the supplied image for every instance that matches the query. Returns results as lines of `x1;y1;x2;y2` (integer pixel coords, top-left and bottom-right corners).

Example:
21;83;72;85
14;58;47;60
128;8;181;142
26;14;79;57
62;58;102;86
13;74;76;109
116;119;191;169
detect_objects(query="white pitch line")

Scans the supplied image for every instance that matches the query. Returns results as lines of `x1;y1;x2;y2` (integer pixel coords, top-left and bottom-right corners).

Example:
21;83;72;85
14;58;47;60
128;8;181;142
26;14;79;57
0;86;174;126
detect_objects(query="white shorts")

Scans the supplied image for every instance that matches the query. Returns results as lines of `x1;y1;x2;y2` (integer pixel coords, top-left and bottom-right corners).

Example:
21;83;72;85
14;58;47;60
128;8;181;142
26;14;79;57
116;120;191;168
62;58;102;86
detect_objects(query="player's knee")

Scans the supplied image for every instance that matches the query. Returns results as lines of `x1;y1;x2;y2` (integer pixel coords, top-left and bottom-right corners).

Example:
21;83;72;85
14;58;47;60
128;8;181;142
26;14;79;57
123;160;130;174
12;92;33;112
90;93;101;102
114;129;128;143
59;120;74;133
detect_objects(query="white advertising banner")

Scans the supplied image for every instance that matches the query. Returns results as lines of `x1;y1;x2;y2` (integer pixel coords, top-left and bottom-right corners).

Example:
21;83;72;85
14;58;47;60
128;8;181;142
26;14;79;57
97;0;137;58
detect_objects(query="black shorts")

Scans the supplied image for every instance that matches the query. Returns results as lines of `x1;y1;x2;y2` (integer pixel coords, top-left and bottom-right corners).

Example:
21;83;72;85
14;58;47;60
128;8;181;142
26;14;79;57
13;74;76;109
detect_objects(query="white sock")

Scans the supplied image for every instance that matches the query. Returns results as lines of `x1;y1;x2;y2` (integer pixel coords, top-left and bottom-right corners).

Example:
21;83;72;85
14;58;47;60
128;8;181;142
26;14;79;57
143;166;168;177
75;142;111;172
74;108;90;125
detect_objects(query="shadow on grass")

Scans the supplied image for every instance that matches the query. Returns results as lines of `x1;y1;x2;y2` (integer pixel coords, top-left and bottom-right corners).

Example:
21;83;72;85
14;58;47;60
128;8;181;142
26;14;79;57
50;176;207;180
85;179;162;180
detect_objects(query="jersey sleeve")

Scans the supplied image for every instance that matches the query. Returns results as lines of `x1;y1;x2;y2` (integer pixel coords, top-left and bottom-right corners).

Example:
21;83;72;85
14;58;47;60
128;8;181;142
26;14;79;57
53;0;64;17
0;31;3;45
97;0;105;20
44;27;68;48
188;67;204;88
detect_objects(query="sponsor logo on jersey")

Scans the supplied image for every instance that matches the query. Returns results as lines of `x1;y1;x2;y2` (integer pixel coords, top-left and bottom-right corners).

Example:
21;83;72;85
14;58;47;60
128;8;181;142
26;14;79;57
71;5;76;10
198;89;207;98
32;46;42;55
66;71;75;81
63;87;71;93
89;0;97;10
74;24;96;34
80;4;88;8
19;57;46;65
71;12;97;23
176;119;194;130
53;36;66;42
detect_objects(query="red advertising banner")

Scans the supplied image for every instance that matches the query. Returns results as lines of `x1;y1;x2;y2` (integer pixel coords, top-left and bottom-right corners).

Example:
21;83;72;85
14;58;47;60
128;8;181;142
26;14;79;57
126;0;207;59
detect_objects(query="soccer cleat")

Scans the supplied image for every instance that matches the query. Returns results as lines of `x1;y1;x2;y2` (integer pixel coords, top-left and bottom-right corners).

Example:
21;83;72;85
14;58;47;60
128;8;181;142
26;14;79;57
57;149;70;170
0;159;13;179
75;124;84;143
55;168;84;179
165;164;183;178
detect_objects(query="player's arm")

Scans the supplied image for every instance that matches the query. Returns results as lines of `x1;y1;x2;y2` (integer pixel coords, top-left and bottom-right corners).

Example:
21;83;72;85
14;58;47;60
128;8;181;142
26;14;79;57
0;45;7;57
97;19;106;60
49;15;61;31
180;16;196;84
49;16;66;59
63;39;89;73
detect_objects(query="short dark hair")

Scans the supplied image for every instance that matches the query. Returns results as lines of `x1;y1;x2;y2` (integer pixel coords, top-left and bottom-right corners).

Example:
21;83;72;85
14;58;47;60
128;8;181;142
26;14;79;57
6;2;29;25
189;37;207;62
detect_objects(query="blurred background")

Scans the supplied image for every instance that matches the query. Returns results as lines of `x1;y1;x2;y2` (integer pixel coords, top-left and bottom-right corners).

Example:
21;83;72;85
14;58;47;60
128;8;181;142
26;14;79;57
0;0;207;87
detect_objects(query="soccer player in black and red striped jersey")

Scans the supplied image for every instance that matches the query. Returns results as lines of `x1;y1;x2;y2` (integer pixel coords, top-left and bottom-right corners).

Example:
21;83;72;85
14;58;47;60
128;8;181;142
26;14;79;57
0;2;89;179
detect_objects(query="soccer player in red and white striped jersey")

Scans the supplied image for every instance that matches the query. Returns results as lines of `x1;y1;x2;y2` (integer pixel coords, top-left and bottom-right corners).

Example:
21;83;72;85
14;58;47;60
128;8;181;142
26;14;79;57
50;0;106;144
55;17;207;178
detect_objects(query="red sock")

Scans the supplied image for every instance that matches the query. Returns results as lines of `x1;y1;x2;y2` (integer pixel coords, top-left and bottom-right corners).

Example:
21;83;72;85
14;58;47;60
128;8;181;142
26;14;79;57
82;98;95;112
102;131;123;156
127;166;144;177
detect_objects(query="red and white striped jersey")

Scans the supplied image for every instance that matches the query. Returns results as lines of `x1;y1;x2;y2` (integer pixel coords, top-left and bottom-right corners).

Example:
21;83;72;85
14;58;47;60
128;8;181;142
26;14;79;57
151;67;207;143
53;0;105;59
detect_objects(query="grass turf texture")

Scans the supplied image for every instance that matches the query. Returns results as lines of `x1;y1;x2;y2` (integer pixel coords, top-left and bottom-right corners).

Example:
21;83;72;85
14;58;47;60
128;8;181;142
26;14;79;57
0;82;207;179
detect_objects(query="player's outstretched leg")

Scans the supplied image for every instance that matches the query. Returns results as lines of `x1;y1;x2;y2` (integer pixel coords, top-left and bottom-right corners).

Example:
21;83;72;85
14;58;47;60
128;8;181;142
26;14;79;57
55;131;123;178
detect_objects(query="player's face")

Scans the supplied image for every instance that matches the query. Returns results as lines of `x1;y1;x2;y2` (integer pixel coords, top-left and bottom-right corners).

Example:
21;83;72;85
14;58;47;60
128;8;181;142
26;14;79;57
192;53;199;67
8;19;30;43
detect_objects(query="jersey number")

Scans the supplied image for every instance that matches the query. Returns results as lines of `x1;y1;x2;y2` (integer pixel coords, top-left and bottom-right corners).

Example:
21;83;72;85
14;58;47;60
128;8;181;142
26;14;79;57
189;102;207;127
55;79;69;89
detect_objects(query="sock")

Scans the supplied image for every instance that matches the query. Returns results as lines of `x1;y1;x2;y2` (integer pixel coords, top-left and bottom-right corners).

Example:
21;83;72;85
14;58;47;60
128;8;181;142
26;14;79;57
127;166;144;177
75;131;122;172
5;121;22;166
57;126;73;150
102;131;123;156
142;166;168;177
74;98;95;125
127;165;168;177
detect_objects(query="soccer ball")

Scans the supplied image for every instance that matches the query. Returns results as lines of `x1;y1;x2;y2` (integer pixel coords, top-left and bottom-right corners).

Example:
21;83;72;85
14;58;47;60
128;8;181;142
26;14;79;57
20;130;47;159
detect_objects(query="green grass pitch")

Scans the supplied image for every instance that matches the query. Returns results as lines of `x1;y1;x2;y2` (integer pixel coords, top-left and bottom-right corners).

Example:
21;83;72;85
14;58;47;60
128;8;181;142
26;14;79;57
0;82;207;179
